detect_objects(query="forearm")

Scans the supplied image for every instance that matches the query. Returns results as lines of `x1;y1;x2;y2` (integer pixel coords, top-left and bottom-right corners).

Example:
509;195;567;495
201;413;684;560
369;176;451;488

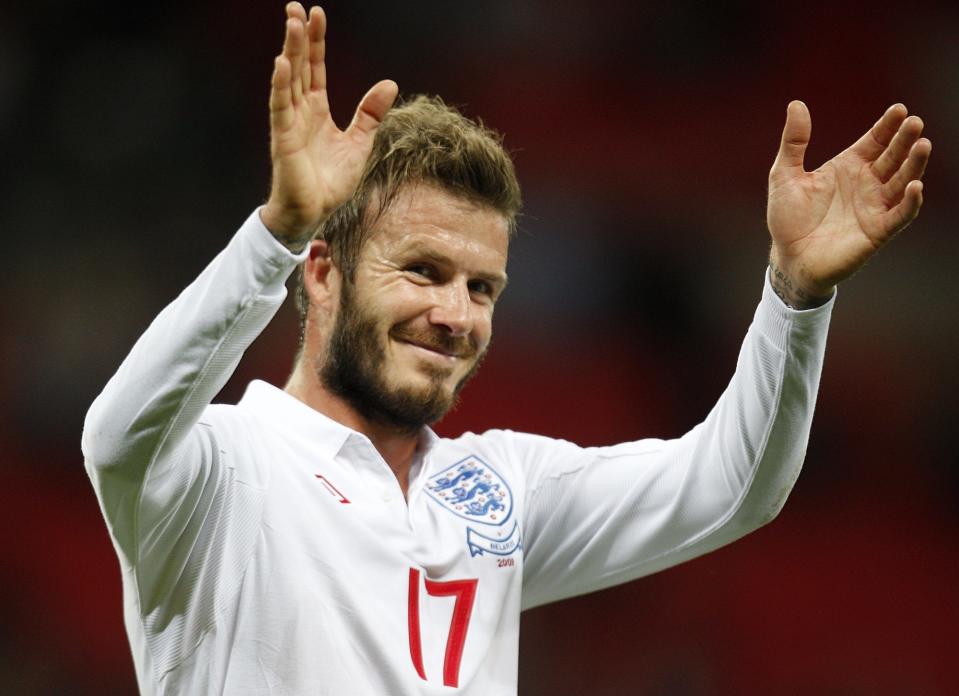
521;271;833;607
699;269;833;533
623;271;832;568
603;277;832;582
82;209;306;479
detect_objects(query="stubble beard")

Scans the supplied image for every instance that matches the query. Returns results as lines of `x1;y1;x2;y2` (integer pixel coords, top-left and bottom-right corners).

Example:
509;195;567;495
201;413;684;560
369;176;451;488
319;281;487;435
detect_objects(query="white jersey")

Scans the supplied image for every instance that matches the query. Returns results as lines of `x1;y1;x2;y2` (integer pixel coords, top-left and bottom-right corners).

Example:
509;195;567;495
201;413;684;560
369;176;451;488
82;210;833;695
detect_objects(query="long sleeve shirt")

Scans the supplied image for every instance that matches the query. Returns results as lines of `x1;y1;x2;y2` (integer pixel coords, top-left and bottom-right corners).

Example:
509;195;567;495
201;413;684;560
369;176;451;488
82;209;833;695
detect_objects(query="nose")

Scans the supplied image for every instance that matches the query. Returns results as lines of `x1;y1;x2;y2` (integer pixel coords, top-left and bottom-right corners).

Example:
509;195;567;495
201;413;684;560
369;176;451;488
428;281;473;337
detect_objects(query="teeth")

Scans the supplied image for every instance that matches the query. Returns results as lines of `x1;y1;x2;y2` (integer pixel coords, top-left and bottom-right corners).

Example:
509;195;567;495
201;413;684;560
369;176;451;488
396;337;465;359
410;342;454;357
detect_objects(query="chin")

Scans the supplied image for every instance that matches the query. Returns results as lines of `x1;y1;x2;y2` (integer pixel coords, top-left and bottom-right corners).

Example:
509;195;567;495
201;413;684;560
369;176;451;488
393;371;457;400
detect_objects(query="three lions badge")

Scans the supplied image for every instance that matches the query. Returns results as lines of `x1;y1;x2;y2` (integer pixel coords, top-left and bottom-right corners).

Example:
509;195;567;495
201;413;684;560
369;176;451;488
425;455;522;557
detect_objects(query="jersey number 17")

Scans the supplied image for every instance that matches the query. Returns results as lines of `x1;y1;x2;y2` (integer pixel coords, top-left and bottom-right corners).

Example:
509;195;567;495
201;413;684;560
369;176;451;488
407;568;478;688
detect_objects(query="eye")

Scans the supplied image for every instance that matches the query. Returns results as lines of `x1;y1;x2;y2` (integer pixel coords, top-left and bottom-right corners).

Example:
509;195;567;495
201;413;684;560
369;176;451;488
468;279;494;298
405;263;437;280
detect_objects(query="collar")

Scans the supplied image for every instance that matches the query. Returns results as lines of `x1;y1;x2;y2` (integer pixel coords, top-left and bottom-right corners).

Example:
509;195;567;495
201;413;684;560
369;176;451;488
237;379;440;464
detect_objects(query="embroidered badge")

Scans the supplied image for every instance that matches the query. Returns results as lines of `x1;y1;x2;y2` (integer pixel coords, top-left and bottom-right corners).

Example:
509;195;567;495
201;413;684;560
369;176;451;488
467;522;522;557
425;455;513;527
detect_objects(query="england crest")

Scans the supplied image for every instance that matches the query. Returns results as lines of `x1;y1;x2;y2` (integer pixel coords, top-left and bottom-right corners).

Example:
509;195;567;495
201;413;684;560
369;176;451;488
467;522;522;557
425;455;513;527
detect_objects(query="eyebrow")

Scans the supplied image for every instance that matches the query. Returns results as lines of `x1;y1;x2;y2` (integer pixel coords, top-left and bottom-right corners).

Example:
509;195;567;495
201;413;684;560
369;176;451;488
401;244;509;289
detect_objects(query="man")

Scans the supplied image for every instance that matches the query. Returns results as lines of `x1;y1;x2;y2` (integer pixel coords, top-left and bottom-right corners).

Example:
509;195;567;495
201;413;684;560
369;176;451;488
82;3;930;694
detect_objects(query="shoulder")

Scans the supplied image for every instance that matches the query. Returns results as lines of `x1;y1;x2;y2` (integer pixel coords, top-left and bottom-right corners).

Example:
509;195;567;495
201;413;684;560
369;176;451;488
441;428;554;456
446;428;588;454
195;403;273;489
437;429;589;482
198;402;261;436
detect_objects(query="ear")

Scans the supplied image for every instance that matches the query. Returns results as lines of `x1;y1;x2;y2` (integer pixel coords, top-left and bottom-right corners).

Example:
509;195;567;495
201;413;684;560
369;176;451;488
303;239;342;316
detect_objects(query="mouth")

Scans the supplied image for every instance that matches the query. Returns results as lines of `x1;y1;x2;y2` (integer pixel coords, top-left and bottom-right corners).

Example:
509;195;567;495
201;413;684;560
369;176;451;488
396;338;464;362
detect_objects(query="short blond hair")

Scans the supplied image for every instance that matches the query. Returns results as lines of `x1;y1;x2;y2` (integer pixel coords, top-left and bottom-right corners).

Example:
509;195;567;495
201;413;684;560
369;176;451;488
294;95;522;346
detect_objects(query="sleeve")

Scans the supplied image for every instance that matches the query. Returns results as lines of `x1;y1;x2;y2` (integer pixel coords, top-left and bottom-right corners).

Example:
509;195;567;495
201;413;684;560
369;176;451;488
81;209;306;602
516;270;834;610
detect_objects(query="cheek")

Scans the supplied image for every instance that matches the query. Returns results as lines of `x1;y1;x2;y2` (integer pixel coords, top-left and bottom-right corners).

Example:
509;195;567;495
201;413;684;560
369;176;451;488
383;281;434;314
474;307;495;343
356;282;422;324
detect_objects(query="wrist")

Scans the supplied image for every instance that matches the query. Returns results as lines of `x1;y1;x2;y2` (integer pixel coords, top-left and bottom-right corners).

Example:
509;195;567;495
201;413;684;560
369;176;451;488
767;254;834;310
259;204;314;252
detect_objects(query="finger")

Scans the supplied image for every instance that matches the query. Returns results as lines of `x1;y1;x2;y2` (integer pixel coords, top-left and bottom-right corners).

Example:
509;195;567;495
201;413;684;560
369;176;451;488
882;137;931;203
849;103;907;160
872;115;924;182
347;80;399;138
283;17;306;104
771;100;811;174
308;6;327;93
878;180;923;240
270;55;295;130
288;3;314;97
286;1;307;22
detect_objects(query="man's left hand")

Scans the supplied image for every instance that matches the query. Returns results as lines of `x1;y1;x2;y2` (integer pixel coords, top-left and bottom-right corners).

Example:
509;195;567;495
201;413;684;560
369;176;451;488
766;101;931;309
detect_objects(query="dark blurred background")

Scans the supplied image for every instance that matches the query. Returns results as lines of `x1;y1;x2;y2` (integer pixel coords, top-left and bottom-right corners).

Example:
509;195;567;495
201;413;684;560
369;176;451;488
2;1;957;693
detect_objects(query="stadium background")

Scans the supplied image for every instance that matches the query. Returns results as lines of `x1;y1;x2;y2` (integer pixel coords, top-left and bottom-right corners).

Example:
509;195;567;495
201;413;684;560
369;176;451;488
2;1;957;693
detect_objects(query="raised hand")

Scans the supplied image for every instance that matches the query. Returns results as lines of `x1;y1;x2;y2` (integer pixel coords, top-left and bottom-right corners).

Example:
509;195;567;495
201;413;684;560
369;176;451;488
766;101;931;308
261;3;398;245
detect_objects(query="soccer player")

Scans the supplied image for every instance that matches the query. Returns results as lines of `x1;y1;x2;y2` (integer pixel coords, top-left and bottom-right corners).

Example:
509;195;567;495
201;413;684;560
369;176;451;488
82;3;930;694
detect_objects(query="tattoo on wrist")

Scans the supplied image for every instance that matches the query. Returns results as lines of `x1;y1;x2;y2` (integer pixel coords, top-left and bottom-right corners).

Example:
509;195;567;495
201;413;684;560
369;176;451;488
272;233;310;254
768;262;830;310
260;208;311;253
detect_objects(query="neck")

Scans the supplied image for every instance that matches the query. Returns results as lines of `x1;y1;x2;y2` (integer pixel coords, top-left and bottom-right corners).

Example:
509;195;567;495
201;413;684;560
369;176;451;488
285;361;421;496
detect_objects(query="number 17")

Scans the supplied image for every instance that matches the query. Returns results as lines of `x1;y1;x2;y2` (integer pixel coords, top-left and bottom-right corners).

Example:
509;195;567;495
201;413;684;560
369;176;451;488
407;568;478;688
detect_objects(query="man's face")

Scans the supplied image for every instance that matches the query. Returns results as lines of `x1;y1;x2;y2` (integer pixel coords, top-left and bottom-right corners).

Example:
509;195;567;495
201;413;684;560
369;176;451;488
319;185;509;433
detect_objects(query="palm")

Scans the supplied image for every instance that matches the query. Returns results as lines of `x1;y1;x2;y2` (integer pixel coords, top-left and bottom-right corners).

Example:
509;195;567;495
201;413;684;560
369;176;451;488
264;4;397;239
272;90;374;219
766;101;929;294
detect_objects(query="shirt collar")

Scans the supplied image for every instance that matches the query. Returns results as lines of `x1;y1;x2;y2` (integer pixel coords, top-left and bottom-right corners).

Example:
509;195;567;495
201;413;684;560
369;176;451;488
237;379;440;463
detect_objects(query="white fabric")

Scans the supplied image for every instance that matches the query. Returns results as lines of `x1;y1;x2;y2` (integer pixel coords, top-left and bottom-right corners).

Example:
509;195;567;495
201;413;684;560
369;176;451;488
83;209;833;695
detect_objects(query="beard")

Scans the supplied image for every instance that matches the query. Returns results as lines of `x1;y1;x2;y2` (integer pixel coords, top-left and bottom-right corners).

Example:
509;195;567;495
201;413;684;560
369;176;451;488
319;281;487;434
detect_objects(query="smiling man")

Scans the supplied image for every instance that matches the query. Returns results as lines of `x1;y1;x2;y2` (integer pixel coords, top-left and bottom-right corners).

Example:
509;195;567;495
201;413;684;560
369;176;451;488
82;3;930;695
286;180;512;472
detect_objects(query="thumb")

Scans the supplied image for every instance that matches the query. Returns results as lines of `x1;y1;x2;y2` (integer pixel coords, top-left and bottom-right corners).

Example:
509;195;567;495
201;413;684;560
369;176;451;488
347;79;399;138
772;100;811;173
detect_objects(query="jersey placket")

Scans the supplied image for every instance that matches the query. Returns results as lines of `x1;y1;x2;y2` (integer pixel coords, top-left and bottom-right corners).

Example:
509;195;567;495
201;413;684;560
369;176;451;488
337;436;409;512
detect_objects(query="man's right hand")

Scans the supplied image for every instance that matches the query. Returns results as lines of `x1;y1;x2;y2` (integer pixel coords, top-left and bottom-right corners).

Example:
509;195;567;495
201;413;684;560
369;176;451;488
261;2;398;247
